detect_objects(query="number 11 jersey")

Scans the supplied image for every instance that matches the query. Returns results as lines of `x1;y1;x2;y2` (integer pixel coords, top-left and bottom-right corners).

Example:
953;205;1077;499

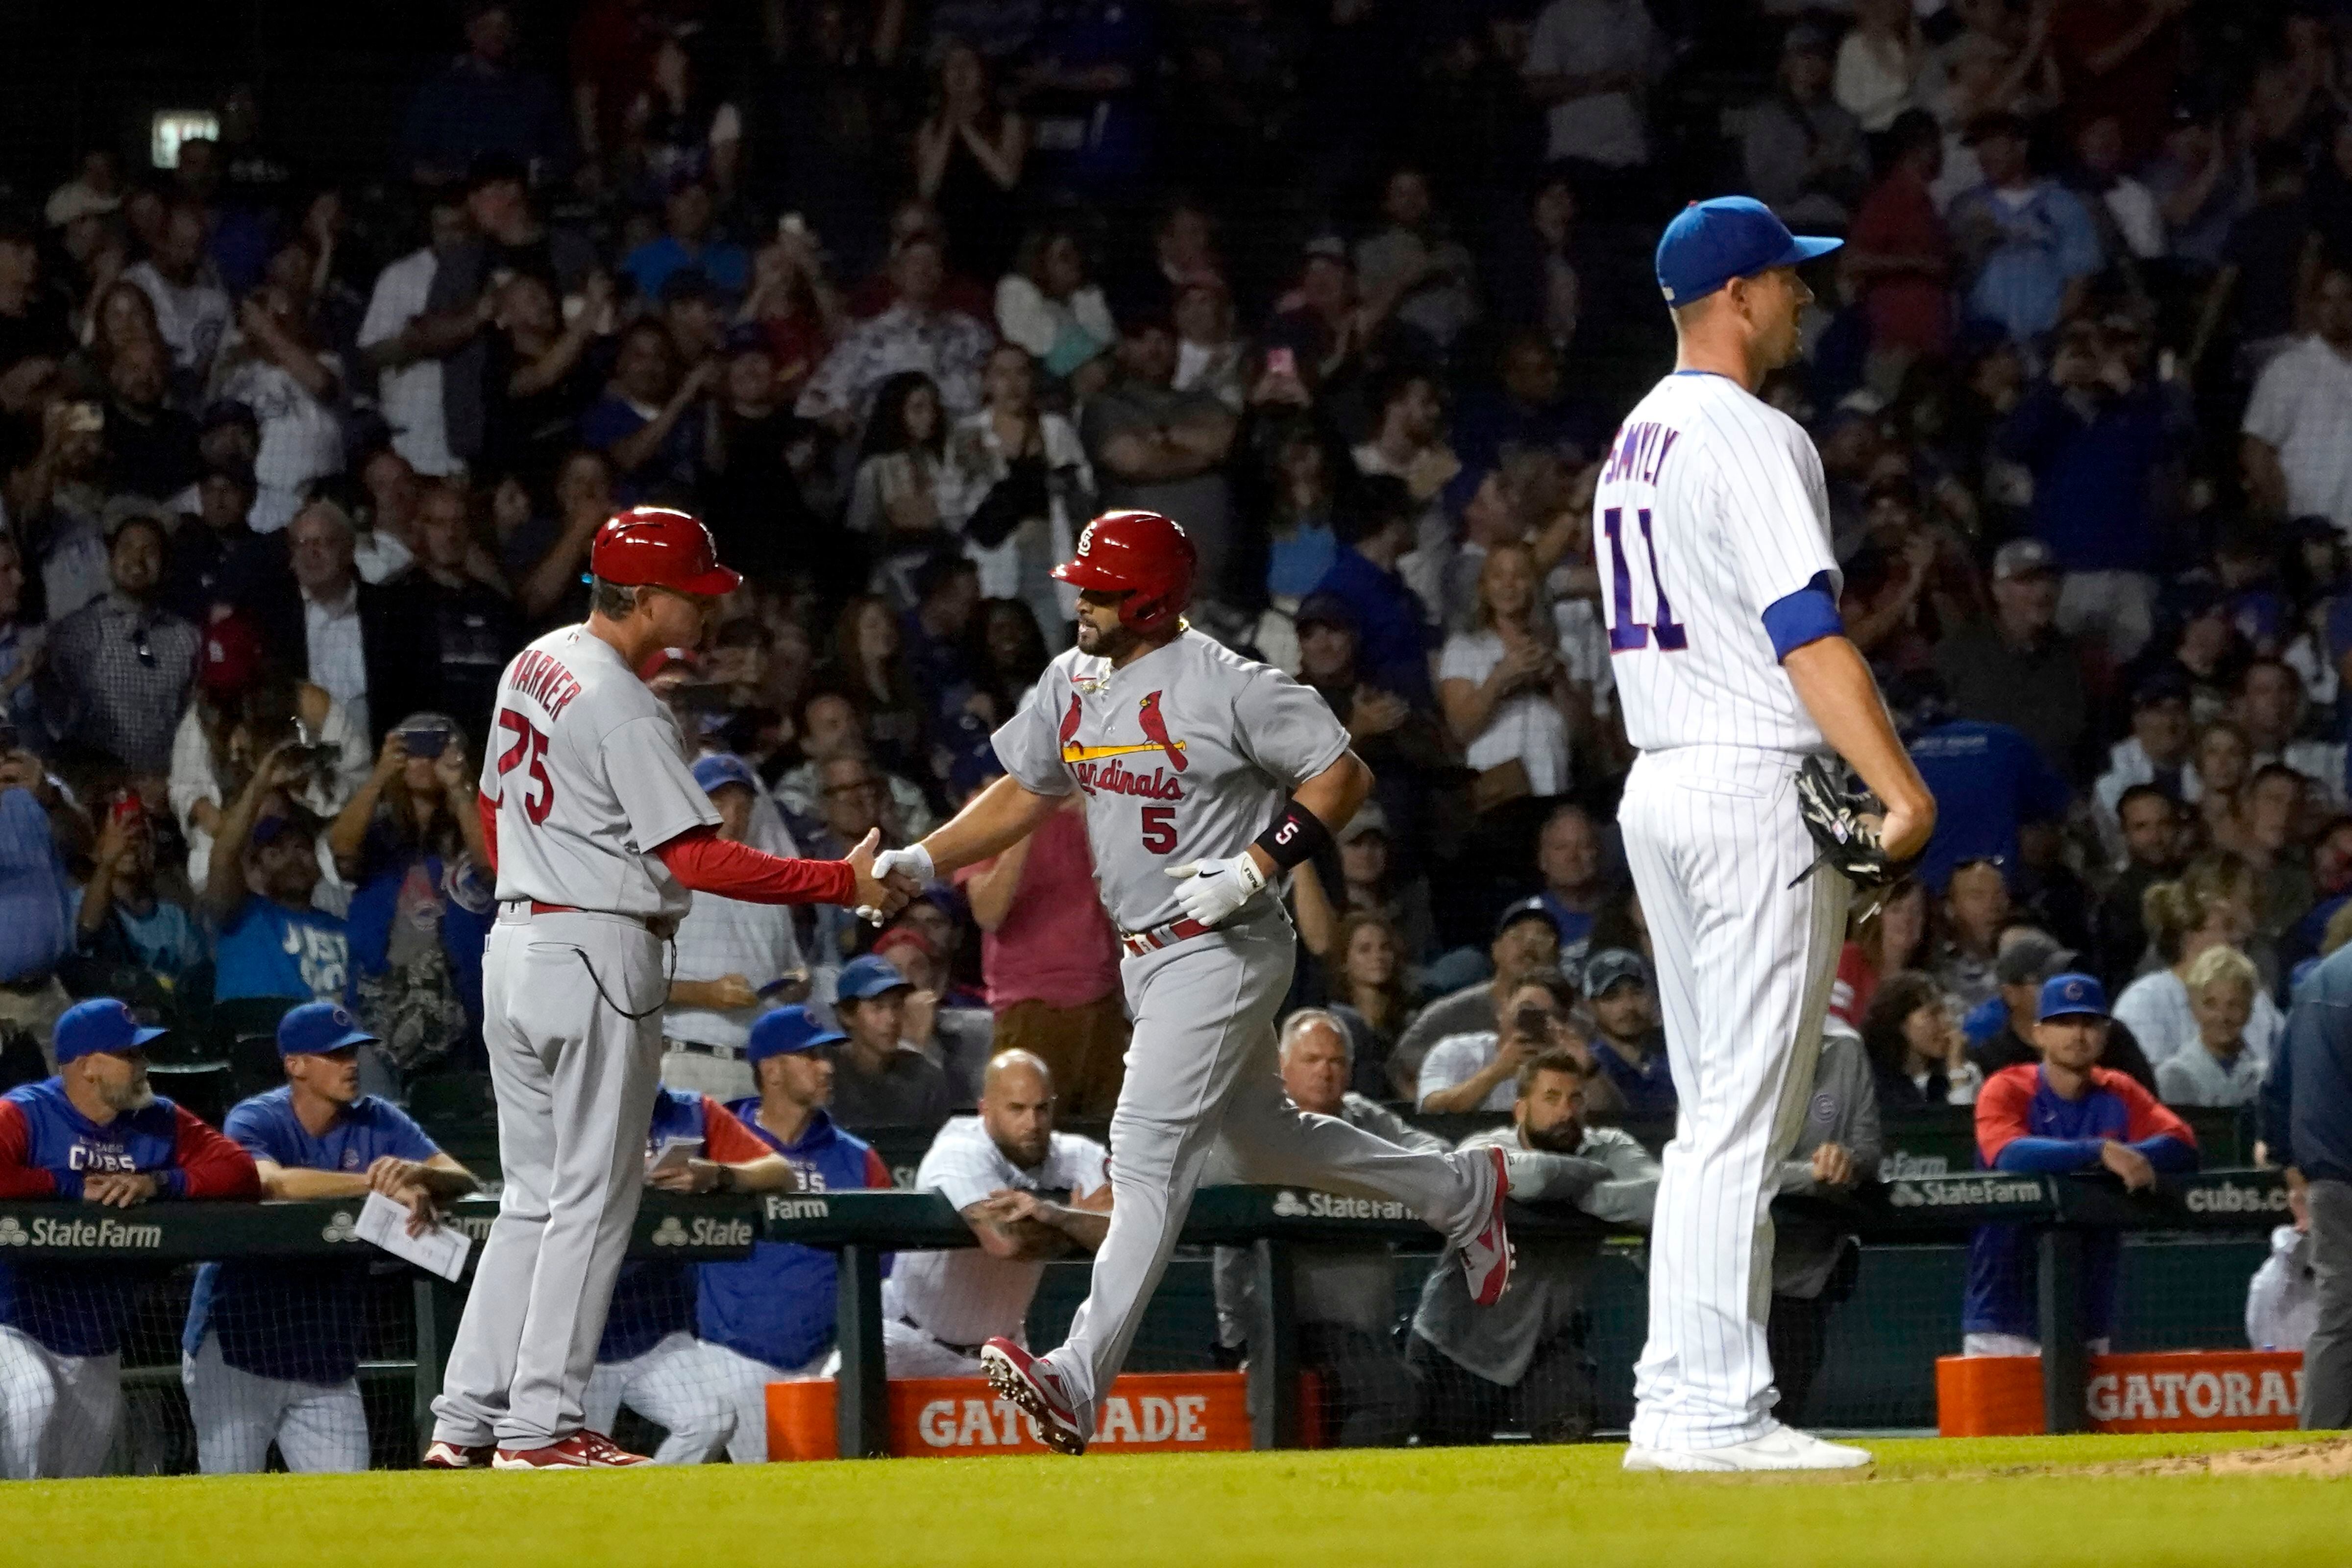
1593;369;1843;755
478;625;718;922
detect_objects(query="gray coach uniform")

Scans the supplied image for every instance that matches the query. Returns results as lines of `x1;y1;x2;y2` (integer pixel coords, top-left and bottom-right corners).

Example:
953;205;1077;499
991;628;1492;1425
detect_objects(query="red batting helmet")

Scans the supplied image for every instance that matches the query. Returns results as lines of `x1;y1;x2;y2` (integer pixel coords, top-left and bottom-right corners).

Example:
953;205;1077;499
589;506;742;598
1052;510;1195;636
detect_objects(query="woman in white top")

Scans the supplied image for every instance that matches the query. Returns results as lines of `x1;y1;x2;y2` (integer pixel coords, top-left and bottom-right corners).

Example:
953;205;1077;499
169;669;368;899
2111;879;2285;1068
209;283;343;533
993;225;1116;400
939;343;1093;630
2154;945;2267;1107
1834;0;1927;133
1438;541;1577;800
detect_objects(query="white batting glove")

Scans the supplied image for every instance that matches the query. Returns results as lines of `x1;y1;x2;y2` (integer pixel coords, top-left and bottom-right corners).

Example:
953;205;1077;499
857;843;937;925
1165;853;1267;928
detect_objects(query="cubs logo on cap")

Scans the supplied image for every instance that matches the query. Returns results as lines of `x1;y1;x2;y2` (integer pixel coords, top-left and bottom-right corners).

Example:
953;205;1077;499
276;1001;381;1058
2035;972;2109;1022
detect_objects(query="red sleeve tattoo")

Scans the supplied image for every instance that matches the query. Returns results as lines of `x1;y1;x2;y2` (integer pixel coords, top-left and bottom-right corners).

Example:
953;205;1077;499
1974;1072;2032;1165
701;1098;774;1165
862;1148;892;1189
0;1101;58;1199
478;790;499;875
654;825;857;905
172;1107;263;1200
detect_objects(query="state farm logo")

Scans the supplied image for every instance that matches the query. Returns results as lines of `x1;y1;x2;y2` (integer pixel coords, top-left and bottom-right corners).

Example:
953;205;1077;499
1887;1176;2043;1208
2185;1182;2291;1215
321;1210;359;1244
652;1216;754;1247
766;1197;830;1222
12;1217;162;1248
0;1217;26;1247
1882;1151;1951;1179
1270;1189;1408;1221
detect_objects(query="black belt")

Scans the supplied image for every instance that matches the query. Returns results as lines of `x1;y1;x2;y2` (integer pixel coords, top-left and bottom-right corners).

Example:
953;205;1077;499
900;1315;986;1359
666;1039;747;1061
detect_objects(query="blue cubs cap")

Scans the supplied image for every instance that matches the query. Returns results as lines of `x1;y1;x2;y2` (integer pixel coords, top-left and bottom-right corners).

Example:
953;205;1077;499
692;752;760;797
746;1004;845;1064
54;998;166;1065
1655;196;1841;307
1584;948;1651;998
2037;972;2110;1022
835;953;912;1003
1495;895;1557;941
276;1001;377;1058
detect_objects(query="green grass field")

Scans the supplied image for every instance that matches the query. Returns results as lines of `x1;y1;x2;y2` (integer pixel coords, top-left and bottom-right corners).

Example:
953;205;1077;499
19;1434;2346;1567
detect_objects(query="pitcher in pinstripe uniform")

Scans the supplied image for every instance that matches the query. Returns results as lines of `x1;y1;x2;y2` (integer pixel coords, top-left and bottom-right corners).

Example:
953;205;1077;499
1598;198;1936;1473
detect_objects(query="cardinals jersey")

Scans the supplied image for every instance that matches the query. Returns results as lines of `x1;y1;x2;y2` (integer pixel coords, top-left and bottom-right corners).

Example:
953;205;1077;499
991;629;1351;934
477;627;718;923
1592;370;1844;753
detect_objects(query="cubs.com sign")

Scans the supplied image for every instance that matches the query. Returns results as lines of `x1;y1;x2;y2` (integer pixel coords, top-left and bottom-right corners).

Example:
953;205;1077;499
766;1372;1258;1460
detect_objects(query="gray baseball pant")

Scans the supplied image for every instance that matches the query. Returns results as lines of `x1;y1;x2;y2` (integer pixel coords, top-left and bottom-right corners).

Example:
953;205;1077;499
1038;912;1489;1425
432;909;666;1451
2303;1177;2352;1429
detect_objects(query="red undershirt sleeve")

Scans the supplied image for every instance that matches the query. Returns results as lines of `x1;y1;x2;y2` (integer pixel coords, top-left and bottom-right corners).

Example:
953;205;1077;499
477;791;499;875
0;1101;59;1199
653;826;857;906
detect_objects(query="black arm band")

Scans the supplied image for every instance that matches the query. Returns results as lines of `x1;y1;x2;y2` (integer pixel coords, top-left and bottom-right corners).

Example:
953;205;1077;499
1253;799;1336;872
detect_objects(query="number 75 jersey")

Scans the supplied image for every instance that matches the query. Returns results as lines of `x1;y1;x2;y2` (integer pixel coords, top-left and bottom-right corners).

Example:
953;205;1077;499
477;626;719;923
991;629;1351;935
1593;369;1844;754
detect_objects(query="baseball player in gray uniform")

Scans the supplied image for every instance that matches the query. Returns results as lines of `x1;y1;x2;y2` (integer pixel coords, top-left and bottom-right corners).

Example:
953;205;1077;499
867;510;1514;1454
424;507;907;1470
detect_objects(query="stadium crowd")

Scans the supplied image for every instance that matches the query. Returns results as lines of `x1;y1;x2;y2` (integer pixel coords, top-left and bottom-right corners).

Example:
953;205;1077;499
0;0;2349;1472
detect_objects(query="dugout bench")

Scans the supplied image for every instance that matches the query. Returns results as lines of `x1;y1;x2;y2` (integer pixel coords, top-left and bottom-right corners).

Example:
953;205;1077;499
0;1166;2290;1460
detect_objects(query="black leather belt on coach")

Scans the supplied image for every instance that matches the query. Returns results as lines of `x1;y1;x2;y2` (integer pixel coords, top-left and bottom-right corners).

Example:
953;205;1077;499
900;1315;986;1359
1118;917;1209;957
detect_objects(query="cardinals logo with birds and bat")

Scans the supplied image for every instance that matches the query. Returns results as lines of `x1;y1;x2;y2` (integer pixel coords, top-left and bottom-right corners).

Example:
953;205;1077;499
1061;691;1189;800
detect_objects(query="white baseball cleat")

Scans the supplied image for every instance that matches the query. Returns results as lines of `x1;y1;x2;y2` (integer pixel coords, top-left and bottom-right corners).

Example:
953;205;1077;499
1623;1425;1873;1472
1453;1146;1514;1306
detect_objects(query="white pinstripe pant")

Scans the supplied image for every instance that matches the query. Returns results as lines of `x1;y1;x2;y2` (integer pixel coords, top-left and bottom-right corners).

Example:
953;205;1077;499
181;1331;368;1473
582;1331;736;1465
0;1326;121;1479
1620;745;1848;1451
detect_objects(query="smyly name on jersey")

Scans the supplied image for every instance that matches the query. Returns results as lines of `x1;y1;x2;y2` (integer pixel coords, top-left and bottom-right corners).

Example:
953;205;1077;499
1069;758;1185;801
1603;419;1682;487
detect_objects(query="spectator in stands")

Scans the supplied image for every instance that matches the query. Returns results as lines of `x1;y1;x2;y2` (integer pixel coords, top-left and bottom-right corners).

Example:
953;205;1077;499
1410;1044;1659;1444
659;754;807;1102
1213;1011;1441;1445
1933;539;2091;779
994;226;1115;402
74;792;204;986
1522;0;1667;192
823;596;927;777
1963;974;2196;1358
796;235;993;434
912;44;1029;285
1845;110;1951;363
2237;660;2345;803
44;514;197;776
956;791;1126;1119
845;374;953;598
696;1005;892;1462
885;1050;1107;1377
2243;265;2352;533
1311;478;1436;709
1949;112;2104;348
2093;672;2195;860
214;283;345;534
1745;25;1868;235
1861;969;1976;1109
1583;949;1673;1118
585;1078;795;1466
2265;930;2352;1426
1081;311;1239;609
101;337;198;503
2092;785;2186;986
1768;1021;1881;1426
203;745;350;1010
256;499;395;744
162;463;266;625
1393;897;1563;1099
869;922;990;1108
0;537;46;742
1355;165;1480;363
1901;675;2072;894
579;318;711;504
1420;975;1622;1122
399;0;571;188
941;343;1094;626
775;691;934;842
2156;945;2267;1108
122;201;230;398
378;484;520;739
170;646;368;888
1933;857;2011;1011
0;742;86;1062
0;999;260;1478
358;196;469;479
1440;542;1575;809
1302;902;1422;1099
1831;877;1928;1034
2114;880;2285;1070
184;1002;476;1473
1836;0;1927;132
827;954;951;1130
622;177;747;308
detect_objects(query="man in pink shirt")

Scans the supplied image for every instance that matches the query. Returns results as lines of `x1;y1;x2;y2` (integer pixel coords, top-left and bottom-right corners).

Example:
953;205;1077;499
953;751;1128;1117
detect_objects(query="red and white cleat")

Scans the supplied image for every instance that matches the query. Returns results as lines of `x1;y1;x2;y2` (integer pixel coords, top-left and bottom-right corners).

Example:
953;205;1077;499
422;1439;495;1470
980;1338;1089;1456
1456;1145;1515;1306
490;1430;651;1470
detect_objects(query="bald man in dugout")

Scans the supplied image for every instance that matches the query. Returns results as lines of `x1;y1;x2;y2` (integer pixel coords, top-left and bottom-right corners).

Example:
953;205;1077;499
880;1052;1114;1378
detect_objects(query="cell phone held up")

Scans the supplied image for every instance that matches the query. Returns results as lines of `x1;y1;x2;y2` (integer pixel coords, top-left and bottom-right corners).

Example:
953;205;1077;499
1512;1004;1552;1044
397;727;450;762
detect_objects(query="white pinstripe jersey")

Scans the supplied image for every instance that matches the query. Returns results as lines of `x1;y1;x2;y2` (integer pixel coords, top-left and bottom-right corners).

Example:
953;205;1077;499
1592;370;1841;753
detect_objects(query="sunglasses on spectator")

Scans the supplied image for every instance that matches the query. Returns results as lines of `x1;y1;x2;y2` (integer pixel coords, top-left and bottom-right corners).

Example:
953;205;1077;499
130;626;154;669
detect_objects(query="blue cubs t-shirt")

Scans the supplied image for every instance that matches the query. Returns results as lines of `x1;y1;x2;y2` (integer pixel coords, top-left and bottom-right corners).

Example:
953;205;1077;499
183;1087;439;1383
696;1104;886;1372
213;895;352;1004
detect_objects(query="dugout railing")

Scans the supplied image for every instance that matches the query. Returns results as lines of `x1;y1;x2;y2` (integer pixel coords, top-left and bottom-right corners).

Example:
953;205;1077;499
0;1165;2290;1466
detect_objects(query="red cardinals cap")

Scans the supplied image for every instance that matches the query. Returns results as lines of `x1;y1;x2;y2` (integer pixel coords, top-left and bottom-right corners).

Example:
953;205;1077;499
589;506;741;598
198;612;264;697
